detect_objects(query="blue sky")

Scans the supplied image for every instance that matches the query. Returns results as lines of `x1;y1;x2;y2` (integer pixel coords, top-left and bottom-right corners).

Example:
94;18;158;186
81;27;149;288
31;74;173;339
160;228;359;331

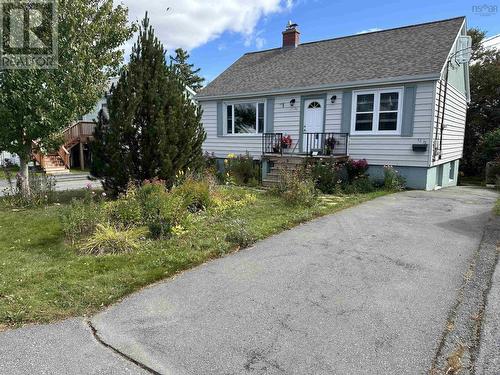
123;0;500;83
191;0;499;82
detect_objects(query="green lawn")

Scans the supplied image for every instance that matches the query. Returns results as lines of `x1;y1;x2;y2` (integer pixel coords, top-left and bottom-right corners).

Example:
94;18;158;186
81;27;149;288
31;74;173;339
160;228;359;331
0;188;389;329
0;167;19;180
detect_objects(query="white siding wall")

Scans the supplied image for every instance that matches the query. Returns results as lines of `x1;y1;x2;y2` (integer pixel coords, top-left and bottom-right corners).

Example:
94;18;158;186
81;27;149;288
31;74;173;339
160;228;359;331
200;82;436;167
431;82;467;165
0;151;20;166
348;82;434;167
200;101;262;158
273;95;301;149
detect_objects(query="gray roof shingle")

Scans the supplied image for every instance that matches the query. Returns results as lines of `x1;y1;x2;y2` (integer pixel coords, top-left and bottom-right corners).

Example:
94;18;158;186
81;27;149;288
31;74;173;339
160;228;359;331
197;17;465;98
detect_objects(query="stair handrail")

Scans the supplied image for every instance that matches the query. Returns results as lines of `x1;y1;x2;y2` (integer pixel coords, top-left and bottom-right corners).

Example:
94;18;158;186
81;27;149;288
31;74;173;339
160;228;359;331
58;145;70;169
31;140;46;169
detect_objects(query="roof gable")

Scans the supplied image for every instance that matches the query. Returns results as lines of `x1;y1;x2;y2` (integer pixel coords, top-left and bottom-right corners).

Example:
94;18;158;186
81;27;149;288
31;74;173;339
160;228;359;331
198;17;465;98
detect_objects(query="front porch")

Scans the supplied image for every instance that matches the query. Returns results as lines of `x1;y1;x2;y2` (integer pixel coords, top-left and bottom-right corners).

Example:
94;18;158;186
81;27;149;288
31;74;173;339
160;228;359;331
262;132;349;157
261;132;349;187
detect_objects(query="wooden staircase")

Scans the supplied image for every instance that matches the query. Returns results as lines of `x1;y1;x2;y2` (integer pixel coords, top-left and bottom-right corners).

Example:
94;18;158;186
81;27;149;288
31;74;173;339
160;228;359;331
32;121;96;174
262;154;349;188
41;154;70;175
262;155;308;188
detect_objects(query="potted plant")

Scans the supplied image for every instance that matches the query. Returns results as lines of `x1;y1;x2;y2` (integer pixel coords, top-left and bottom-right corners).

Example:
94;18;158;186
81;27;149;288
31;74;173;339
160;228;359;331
281;135;293;149
325;136;336;155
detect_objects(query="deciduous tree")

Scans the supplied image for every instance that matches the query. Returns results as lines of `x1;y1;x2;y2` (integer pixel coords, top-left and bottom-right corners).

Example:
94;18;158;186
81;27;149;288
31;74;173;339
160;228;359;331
0;0;134;195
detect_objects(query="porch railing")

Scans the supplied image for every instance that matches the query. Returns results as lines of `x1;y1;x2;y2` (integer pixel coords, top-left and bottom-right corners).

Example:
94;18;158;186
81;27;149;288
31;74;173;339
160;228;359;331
262;132;283;155
262;132;348;156
304;132;348;156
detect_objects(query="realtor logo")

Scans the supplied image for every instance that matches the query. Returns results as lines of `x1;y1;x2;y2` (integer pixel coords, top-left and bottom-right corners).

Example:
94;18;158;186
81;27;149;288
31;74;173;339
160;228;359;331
0;0;57;69
472;4;498;16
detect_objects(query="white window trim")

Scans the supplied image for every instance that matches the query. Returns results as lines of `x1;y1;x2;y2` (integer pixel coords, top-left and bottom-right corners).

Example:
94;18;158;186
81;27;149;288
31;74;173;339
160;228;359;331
223;99;266;136
350;87;404;136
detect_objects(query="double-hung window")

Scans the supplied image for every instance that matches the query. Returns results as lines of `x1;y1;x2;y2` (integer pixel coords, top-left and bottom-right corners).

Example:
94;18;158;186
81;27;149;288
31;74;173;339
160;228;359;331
351;88;403;135
225;101;265;135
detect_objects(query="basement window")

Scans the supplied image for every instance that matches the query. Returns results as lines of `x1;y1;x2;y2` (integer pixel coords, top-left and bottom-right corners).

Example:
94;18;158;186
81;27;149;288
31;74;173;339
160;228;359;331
225;101;265;135
351;88;403;135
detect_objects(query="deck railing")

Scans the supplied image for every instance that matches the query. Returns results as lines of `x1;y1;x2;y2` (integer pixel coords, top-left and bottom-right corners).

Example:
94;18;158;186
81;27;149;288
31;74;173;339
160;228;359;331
262;132;348;157
303;132;348;156
262;132;284;155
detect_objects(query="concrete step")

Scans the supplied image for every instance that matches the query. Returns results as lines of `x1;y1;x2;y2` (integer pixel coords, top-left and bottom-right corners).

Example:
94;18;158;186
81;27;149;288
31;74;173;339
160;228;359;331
54;173;91;182
45;168;70;175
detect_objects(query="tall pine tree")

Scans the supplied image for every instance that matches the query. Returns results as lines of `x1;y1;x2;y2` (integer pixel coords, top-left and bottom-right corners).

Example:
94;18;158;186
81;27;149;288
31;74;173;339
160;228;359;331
91;14;206;195
170;48;205;91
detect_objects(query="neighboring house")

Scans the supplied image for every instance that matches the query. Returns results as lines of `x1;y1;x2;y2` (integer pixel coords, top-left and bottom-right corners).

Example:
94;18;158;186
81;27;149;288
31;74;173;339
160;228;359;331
0;151;20;166
34;77;198;174
196;17;471;190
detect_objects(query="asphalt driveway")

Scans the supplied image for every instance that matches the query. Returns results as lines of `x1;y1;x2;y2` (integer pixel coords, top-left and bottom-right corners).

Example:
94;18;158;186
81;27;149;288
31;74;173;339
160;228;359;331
1;187;498;374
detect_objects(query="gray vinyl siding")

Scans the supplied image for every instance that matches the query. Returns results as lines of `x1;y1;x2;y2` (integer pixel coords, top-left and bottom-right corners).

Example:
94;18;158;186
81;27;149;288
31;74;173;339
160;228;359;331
348;82;434;167
200;101;262;158
431;82;467;165
200;82;436;166
273;95;301;150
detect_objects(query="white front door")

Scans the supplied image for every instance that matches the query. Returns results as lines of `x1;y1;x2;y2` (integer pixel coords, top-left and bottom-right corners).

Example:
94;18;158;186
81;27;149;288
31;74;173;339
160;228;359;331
302;98;325;152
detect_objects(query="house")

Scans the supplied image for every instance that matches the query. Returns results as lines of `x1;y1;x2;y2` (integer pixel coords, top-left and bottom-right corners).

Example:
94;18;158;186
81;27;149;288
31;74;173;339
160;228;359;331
33;77;199;174
0;151;19;167
196;17;471;190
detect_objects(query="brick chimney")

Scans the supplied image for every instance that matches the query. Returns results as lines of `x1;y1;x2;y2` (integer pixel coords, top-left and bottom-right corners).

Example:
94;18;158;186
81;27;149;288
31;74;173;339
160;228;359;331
282;21;300;48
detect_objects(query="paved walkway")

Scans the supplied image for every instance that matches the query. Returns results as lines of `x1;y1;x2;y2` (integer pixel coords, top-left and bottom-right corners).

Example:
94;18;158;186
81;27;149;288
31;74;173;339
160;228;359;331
0;187;498;374
0;175;101;196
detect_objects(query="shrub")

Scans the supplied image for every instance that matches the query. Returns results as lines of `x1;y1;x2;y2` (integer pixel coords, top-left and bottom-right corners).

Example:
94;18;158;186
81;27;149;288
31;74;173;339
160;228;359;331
474;129;500;173
211;188;257;213
308;159;343;194
342;176;376;194
172;177;211;212
485;160;500;185
224;218;256;248
105;186;143;228
270;168;317;207
61;199;105;244
138;184;185;239
345;159;369;182
80;224;147;255
225;153;260;186
383;165;406;191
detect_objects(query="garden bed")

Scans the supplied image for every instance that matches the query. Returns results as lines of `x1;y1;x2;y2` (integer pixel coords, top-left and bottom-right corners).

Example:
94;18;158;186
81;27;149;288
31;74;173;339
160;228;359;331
0;186;389;329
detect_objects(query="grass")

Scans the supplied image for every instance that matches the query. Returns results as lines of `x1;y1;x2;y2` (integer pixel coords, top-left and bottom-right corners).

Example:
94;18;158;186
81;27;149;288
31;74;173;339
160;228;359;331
0;166;19;180
0;188;389;328
495;198;500;216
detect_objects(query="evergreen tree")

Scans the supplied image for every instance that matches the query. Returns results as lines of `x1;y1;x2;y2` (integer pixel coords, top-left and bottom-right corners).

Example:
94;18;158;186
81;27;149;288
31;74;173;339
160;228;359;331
91;14;206;195
170;48;205;91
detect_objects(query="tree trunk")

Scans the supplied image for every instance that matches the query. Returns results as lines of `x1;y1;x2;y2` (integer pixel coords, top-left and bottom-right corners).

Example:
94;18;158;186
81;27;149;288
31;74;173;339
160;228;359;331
18;146;31;197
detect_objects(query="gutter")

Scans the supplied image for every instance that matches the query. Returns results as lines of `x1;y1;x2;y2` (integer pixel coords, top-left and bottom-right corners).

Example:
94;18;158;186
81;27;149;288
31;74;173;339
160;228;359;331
196;73;441;101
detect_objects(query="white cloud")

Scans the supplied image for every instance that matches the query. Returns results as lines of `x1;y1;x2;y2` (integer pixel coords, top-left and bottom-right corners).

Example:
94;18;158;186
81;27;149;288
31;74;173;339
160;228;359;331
120;0;294;51
356;27;382;34
255;37;266;49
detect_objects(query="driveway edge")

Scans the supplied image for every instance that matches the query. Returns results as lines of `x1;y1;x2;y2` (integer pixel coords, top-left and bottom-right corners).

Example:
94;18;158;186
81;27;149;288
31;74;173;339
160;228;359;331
431;213;500;374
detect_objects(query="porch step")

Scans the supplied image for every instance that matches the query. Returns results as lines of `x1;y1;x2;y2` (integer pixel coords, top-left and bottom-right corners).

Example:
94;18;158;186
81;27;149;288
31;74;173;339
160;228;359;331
45;167;70;175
